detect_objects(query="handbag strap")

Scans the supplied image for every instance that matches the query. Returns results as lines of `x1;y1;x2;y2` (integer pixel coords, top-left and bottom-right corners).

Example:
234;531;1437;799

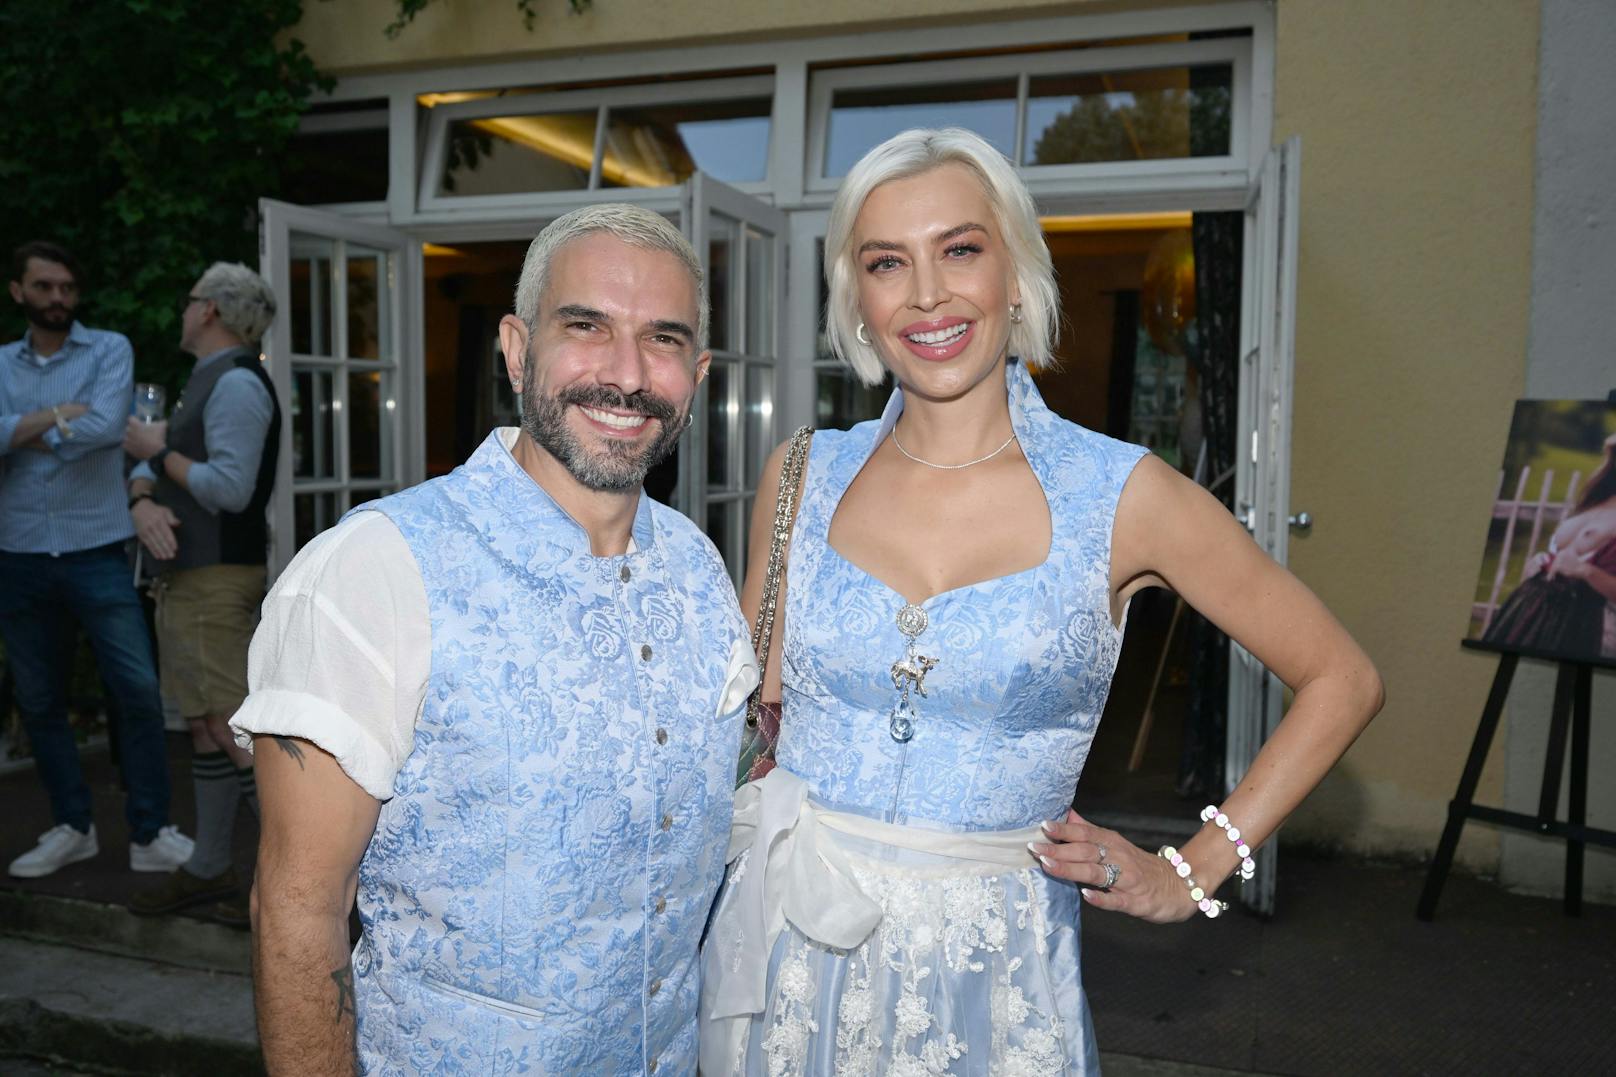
747;426;813;724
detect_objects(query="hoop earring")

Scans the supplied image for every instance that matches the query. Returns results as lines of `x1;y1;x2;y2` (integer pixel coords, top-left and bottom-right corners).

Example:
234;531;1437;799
1009;303;1024;324
856;322;871;346
684;412;694;431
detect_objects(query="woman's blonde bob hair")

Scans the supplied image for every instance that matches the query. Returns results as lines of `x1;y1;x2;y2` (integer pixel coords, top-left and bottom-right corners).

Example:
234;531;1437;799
823;127;1058;386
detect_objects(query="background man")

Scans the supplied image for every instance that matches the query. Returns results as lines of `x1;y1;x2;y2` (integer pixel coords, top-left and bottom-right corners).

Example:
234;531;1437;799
235;205;755;1074
124;262;280;925
0;241;192;878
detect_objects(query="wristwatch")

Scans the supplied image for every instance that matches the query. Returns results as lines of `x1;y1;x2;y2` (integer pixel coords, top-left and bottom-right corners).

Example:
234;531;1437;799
128;491;154;510
149;446;171;475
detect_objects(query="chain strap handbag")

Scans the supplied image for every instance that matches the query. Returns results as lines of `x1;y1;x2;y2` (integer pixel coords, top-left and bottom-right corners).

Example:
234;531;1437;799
736;425;813;786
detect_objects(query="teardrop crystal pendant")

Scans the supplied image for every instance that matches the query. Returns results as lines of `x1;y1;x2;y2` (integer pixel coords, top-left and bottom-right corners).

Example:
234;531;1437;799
889;699;916;742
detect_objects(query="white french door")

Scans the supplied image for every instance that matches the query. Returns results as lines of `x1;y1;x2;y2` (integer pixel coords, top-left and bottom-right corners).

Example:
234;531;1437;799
680;174;788;585
1227;136;1301;915
259;199;423;578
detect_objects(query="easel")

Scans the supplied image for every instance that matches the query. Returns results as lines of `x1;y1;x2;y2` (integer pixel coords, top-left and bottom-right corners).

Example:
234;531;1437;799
1417;641;1615;920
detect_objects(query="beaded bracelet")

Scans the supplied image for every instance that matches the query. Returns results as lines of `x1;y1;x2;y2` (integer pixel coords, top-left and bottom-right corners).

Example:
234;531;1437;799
1202;802;1260;879
1158;846;1227;918
1201;804;1257;881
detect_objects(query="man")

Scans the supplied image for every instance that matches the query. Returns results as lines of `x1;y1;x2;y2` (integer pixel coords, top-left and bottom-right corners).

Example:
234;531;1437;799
124;262;280;924
234;205;756;1074
0;241;192;878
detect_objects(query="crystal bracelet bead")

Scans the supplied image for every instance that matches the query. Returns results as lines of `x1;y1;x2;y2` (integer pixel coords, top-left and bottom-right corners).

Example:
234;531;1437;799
1159;846;1227;920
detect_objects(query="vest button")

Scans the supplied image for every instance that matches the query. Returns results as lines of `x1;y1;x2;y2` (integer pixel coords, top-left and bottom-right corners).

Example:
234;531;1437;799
640;644;653;661
655;894;667;914
655;728;668;745
620;565;631;582
648;1058;659;1073
648;977;662;996
660;813;673;831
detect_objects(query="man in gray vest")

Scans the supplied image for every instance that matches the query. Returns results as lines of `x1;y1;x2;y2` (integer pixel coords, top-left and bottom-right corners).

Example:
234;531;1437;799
123;262;281;923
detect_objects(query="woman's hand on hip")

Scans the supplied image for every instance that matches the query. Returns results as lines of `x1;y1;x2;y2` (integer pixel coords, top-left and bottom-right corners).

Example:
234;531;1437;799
1028;810;1196;924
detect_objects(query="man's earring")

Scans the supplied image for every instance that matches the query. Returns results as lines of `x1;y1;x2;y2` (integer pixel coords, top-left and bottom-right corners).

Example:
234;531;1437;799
684;412;694;431
856;323;871;346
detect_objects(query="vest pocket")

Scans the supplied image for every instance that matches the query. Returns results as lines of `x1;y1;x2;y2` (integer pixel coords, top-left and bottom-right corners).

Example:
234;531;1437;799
418;975;555;1023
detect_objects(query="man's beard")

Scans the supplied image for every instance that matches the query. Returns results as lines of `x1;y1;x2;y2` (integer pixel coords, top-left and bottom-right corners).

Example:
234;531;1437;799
522;380;685;493
23;299;73;332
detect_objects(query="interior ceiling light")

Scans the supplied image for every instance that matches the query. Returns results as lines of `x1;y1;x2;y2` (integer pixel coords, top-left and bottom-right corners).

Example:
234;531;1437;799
1040;211;1193;233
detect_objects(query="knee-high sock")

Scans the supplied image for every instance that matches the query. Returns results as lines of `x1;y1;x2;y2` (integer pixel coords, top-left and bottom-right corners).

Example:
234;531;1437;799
235;764;259;820
184;751;238;879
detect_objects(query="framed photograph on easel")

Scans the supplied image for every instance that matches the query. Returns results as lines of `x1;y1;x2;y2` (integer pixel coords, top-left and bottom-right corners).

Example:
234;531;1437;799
1421;398;1616;922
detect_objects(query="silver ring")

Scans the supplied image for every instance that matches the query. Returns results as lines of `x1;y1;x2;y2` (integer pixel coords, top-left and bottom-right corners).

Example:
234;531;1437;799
1096;842;1109;863
1102;861;1121;889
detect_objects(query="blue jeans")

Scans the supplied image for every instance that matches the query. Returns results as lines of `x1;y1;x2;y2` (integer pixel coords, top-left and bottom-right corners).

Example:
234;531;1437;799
0;543;172;843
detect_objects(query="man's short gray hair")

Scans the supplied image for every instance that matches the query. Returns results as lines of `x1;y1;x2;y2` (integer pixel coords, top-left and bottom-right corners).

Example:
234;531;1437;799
514;204;707;349
195;262;277;344
824;127;1059;385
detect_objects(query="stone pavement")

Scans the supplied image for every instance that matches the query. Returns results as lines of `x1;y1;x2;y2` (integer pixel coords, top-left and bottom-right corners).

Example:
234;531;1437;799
2;738;1614;1075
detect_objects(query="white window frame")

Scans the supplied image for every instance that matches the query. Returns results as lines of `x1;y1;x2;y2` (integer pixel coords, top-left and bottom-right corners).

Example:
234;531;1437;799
805;37;1251;196
415;74;776;218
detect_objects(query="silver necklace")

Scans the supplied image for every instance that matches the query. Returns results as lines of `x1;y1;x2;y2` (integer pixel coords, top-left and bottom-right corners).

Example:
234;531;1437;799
888;603;937;742
891;428;1018;470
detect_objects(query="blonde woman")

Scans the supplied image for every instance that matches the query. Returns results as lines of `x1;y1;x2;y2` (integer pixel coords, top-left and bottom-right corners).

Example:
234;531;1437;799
699;129;1382;1074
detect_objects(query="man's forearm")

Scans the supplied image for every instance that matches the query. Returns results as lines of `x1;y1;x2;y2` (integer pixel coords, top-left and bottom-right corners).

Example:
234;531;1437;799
252;899;359;1076
7;408;59;450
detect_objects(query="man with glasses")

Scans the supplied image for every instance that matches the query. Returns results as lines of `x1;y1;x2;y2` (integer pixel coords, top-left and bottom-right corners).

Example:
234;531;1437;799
0;240;193;879
124;262;281;925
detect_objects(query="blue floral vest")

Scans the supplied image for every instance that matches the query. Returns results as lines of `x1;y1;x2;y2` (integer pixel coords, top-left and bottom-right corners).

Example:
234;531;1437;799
349;431;749;1076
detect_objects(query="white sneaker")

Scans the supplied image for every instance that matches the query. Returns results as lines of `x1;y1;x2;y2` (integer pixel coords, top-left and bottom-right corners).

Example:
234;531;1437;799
130;825;195;873
8;823;99;878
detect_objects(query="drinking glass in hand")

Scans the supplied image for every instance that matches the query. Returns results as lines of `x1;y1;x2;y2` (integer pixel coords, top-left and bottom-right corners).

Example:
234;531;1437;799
133;383;166;423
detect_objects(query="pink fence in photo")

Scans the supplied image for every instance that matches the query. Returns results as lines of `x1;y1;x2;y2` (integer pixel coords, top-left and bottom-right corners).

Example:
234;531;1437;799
1474;466;1585;634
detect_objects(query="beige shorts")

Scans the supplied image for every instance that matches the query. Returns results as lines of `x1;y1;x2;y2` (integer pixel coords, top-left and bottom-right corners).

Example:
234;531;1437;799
156;564;266;720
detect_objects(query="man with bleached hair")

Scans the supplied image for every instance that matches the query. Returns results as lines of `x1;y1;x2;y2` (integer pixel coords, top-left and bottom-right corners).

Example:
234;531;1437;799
233;204;756;1074
125;262;281;926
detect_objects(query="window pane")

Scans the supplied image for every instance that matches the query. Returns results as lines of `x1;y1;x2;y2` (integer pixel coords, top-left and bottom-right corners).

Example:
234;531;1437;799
745;362;773;482
346;248;391;362
294;492;339;550
706;359;736;490
825;80;1016;177
437;112;596;196
348;370;394;481
1024;64;1233;166
291;368;335;480
284;127;390;204
815;366;889;430
289;242;333;357
708;217;734;352
705;498;742;581
601;98;771;188
744;226;774;356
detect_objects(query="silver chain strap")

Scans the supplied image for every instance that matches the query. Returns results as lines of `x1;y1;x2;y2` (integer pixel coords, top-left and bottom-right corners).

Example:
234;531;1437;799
747;425;813;728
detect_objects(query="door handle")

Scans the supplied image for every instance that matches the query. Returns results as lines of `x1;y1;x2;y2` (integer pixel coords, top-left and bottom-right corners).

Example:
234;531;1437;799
1288;511;1313;535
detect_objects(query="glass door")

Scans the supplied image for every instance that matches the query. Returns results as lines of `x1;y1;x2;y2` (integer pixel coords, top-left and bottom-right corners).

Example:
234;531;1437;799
259;199;422;577
1227;136;1301;915
680;174;787;585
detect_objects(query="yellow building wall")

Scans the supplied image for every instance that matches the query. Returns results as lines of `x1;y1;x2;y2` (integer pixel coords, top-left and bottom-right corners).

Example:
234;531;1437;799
292;0;1543;871
1274;0;1537;868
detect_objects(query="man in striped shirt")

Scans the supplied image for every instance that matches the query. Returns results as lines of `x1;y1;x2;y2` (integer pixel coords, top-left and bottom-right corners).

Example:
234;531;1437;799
0;241;193;879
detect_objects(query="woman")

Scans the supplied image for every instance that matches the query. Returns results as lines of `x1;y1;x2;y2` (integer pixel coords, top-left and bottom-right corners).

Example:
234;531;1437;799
699;128;1383;1074
1484;432;1616;661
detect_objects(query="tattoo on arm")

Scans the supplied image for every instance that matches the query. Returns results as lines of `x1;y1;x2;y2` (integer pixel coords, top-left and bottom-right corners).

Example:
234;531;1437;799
272;736;306;770
331;959;356;1023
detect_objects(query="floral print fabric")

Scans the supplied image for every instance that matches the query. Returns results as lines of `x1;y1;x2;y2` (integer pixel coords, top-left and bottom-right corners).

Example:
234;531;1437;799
347;432;749;1076
708;361;1147;1074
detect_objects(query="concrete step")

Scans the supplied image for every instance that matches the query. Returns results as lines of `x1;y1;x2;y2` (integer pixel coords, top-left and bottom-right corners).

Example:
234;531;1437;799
0;889;250;977
0;936;259;1076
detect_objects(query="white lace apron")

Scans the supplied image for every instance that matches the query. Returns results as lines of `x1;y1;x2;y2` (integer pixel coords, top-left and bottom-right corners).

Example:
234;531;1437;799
700;769;1093;1076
